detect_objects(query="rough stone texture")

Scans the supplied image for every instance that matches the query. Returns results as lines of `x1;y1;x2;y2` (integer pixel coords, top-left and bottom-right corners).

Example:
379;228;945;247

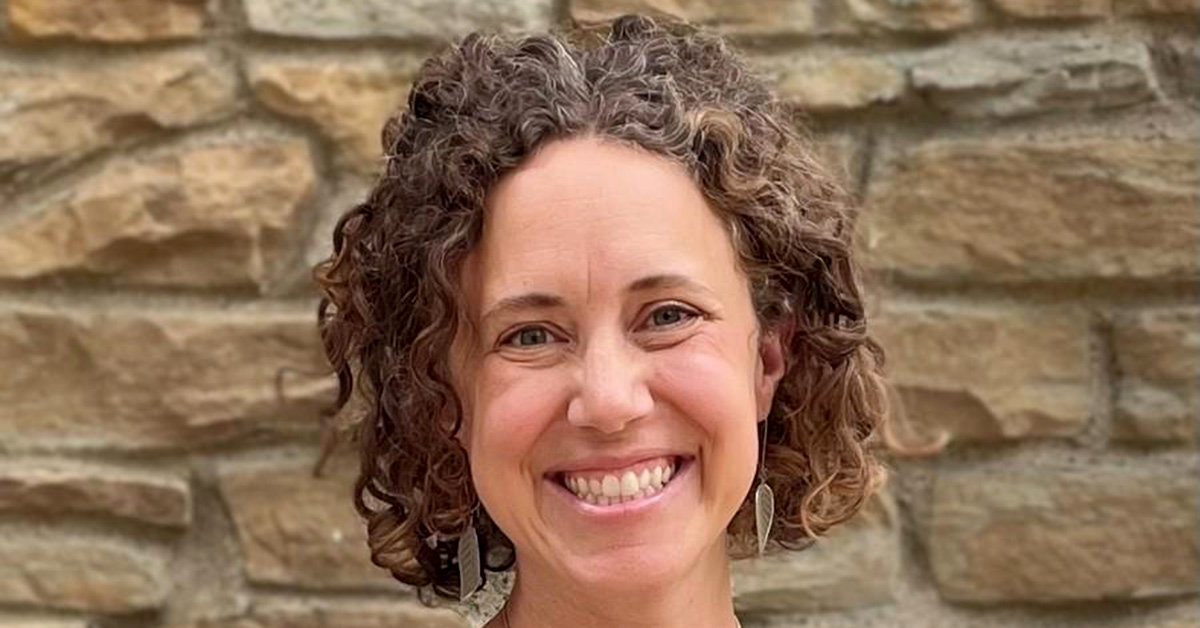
218;456;391;589
183;599;469;628
872;305;1091;441
1111;309;1199;442
243;0;553;40
1117;0;1200;13
0;531;169;613
931;464;1200;602
298;181;373;296
732;491;899;613
755;55;905;112
0;618;90;628
1150;31;1200;104
0;139;316;290
0;459;191;528
909;33;1155;117
0;51;238;183
816;134;862;194
992;0;1112;18
6;0;209;42
570;0;817;35
248;55;420;176
861;135;1200;283
0;306;331;450
841;0;979;32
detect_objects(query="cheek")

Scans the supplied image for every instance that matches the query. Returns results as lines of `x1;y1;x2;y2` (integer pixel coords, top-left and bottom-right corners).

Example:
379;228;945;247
654;336;759;455
468;363;566;481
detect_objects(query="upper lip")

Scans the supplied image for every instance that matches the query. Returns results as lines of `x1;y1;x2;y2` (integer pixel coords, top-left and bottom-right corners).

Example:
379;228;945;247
545;450;692;476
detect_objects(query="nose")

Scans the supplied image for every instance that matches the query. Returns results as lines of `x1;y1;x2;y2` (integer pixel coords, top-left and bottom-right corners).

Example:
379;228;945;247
566;332;653;434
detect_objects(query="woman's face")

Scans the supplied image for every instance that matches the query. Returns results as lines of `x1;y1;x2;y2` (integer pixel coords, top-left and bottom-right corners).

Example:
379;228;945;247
451;136;786;591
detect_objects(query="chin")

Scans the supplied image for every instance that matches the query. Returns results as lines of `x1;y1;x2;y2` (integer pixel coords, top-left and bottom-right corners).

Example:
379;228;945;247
558;537;701;592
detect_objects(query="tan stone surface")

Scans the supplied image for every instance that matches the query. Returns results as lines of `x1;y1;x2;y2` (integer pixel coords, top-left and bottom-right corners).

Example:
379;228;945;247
0;531;169;613
0;618;90;628
1112;309;1199;442
0;459;191;527
762;55;905;112
993;0;1112;18
0;139;315;289
861;135;1200;282
249;56;419;176
732;491;899;612
815;134;861;194
872;304;1091;441
931;464;1200;602
243;0;552;39
570;0;817;35
1117;0;1200;13
1152;31;1200;103
909;33;1154;117
218;456;391;589
0;306;331;450
0;50;237;179
184;599;469;628
842;0;978;32
7;0;209;42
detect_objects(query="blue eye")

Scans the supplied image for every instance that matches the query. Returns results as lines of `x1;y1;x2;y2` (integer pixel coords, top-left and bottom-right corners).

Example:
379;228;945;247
505;326;552;348
648;305;697;328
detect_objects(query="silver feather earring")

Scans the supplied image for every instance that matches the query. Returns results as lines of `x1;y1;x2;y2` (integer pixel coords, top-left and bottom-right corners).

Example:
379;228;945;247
458;505;482;602
754;415;774;556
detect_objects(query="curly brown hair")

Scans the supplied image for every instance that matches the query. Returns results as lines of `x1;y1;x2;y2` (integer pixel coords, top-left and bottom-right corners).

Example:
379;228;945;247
314;13;895;603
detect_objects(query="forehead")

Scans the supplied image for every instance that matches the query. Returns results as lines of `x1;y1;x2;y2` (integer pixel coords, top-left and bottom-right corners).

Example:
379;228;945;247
462;136;743;310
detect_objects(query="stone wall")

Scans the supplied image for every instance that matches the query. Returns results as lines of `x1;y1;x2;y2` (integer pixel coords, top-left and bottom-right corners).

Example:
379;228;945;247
0;0;1196;627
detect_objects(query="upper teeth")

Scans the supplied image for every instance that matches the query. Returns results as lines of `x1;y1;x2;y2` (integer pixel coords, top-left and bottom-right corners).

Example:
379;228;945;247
561;458;677;505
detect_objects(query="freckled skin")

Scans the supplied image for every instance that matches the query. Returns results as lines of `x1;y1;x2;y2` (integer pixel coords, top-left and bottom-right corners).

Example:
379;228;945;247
452;136;786;628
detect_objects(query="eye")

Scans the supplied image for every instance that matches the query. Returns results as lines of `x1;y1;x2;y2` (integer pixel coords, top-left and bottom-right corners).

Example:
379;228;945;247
645;304;700;329
501;325;556;348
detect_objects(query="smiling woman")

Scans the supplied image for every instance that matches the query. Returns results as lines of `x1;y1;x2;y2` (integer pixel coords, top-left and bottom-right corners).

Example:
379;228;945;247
314;13;891;628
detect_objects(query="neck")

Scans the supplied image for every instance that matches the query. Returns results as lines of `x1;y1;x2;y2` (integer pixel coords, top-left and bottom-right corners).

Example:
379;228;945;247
498;532;739;628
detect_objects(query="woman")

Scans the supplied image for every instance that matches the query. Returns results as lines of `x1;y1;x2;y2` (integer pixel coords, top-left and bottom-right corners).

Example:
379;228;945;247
315;14;890;628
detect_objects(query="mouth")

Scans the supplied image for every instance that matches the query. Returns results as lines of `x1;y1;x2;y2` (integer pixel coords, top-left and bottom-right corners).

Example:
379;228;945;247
551;454;694;507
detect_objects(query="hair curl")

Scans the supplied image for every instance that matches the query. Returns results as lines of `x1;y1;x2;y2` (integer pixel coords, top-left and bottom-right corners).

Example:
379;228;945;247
314;13;898;603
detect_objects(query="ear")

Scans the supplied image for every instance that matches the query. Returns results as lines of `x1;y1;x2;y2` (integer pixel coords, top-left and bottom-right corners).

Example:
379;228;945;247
754;323;791;423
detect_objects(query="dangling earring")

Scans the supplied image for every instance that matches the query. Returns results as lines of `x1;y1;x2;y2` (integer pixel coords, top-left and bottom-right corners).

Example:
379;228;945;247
458;504;482;602
754;415;774;556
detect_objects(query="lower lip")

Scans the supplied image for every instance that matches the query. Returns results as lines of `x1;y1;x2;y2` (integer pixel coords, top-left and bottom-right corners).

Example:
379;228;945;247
545;457;695;521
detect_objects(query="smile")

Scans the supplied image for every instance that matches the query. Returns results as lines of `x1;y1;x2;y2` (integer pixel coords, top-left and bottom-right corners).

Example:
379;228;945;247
556;455;692;507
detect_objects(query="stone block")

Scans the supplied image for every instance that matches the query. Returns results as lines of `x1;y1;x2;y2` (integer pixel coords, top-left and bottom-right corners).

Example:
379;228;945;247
909;33;1155;117
570;0;817;35
931;463;1200;602
248;55;421;176
872;304;1091;441
243;0;553;40
0;51;237;182
732;491;899;613
861;135;1199;283
1112;309;1199;442
1116;0;1200;14
0;459;191;527
6;0;209;42
840;0;979;32
993;0;1112;18
218;456;391;589
755;54;905;113
0;530;169;613
0;139;316;290
0;306;331;450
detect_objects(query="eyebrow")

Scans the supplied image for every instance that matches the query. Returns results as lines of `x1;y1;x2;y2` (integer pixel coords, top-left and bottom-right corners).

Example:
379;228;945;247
481;273;714;323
